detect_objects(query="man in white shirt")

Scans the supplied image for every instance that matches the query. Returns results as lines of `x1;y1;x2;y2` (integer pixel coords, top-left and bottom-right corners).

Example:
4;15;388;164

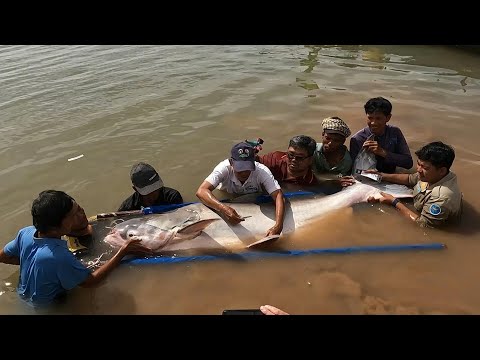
196;142;285;237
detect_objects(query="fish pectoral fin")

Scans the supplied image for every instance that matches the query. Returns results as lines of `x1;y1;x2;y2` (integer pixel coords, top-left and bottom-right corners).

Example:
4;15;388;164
177;219;220;236
174;231;202;241
246;235;281;248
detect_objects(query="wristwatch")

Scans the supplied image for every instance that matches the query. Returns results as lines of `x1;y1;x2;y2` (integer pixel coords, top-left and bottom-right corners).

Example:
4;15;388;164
391;198;400;208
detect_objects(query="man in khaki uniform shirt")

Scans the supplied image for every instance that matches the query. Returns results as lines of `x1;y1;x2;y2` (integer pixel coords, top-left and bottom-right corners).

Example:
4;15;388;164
366;141;462;228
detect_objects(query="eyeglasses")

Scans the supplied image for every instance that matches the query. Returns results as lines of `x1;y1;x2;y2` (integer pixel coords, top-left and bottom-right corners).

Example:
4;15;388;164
286;152;312;162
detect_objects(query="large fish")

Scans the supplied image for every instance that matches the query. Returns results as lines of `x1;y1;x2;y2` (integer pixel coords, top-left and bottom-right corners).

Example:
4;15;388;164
102;179;412;254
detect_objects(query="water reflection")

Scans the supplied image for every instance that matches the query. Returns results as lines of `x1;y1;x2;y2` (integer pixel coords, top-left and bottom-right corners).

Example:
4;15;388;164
296;45;321;93
301;45;321;73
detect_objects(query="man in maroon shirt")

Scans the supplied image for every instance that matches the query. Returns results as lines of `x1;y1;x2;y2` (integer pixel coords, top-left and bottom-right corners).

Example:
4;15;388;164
256;135;318;186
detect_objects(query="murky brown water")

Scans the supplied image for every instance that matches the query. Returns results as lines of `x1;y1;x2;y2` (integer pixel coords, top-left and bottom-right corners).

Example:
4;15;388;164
1;45;479;314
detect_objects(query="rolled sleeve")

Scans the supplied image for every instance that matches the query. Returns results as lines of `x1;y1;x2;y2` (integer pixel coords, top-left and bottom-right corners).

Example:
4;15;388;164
205;161;228;189
4;236;20;257
416;196;451;228
408;173;420;187
3;239;20;257
259;168;281;195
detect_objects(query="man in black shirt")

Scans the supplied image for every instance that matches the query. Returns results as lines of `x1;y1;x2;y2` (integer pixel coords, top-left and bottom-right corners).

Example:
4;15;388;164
117;162;183;211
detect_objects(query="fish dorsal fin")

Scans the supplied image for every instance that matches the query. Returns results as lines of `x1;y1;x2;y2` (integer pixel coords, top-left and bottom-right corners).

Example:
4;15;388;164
176;219;220;235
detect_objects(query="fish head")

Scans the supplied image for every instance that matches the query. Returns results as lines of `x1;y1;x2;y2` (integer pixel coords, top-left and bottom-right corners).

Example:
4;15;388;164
119;224;142;239
103;218;149;248
104;228;129;248
109;220;143;239
103;217;177;251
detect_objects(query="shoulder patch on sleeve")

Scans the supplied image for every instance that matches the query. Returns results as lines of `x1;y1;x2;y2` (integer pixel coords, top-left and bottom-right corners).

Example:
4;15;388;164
429;204;442;216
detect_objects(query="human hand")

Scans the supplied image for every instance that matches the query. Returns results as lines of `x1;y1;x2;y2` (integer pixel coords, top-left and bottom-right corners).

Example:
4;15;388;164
265;224;282;237
260;305;289;315
338;176;355;187
367;191;395;205
121;238;153;255
221;205;245;225
363;140;387;157
363;169;380;175
377;191;395;205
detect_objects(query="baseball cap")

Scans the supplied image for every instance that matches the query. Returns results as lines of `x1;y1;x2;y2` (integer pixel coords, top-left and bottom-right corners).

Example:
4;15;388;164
322;117;351;138
230;142;256;172
130;162;164;195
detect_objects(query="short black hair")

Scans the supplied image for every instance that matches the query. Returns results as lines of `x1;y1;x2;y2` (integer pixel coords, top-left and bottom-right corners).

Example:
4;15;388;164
289;135;317;156
31;190;75;232
364;97;392;116
415;142;455;170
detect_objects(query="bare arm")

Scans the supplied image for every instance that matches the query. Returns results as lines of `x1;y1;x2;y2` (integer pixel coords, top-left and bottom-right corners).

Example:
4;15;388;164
0;249;20;265
196;181;244;225
80;239;151;288
394;202;420;222
365;170;411;186
379;172;411;185
368;192;420;223
196;181;227;213
265;189;285;236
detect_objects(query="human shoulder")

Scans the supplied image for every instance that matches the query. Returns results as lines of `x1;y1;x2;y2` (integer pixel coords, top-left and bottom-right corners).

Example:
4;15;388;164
258;151;287;167
3;226;35;255
265;151;287;159
342;145;352;161
19;226;36;237
255;162;280;193
205;159;231;187
162;186;182;195
351;127;369;140
386;124;401;131
161;186;184;204
408;172;420;186
431;185;456;199
117;193;140;212
430;172;461;199
33;238;74;267
15;226;37;245
423;176;461;215
386;124;405;135
255;161;275;175
211;159;231;172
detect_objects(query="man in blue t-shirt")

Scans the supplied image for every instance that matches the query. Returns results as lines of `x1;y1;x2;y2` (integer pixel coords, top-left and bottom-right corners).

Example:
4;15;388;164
0;190;151;307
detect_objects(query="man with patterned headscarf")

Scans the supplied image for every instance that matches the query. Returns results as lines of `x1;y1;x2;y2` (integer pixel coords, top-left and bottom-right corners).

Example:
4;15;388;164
312;116;355;187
